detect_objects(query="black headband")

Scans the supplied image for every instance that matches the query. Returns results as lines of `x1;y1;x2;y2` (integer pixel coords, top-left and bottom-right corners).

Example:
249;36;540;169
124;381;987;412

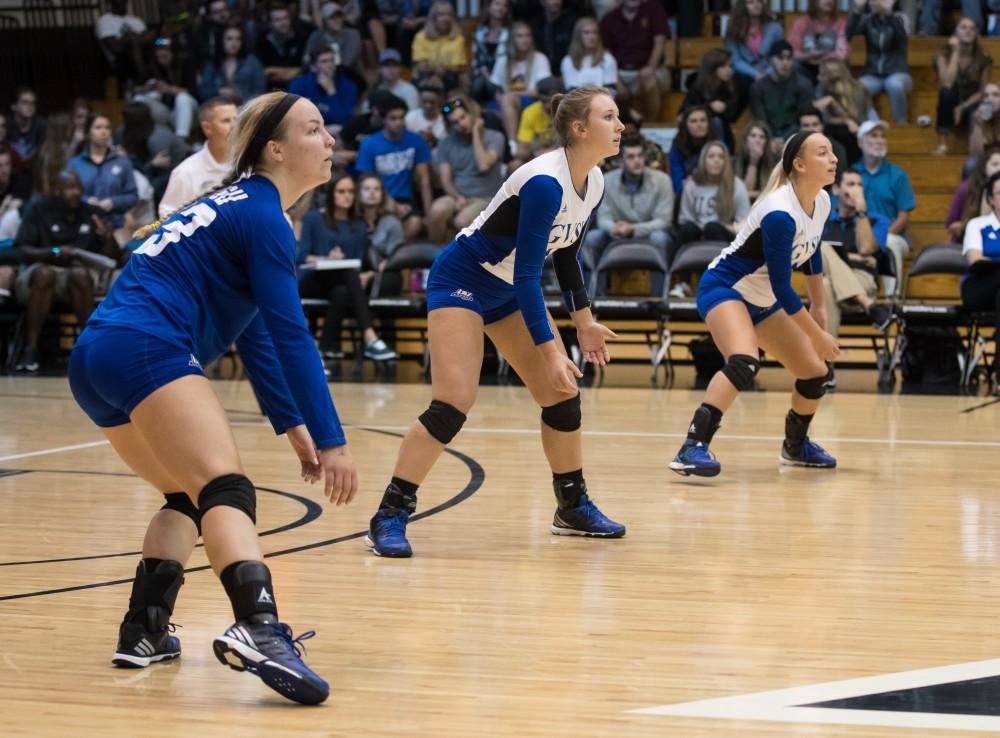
247;93;301;165
781;130;813;175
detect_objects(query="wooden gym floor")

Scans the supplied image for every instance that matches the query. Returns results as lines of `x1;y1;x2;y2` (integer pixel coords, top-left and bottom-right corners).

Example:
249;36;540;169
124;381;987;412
2;376;1000;737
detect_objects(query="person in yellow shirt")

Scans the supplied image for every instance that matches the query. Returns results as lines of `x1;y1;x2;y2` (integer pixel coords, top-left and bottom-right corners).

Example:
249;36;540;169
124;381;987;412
516;76;563;161
411;0;468;92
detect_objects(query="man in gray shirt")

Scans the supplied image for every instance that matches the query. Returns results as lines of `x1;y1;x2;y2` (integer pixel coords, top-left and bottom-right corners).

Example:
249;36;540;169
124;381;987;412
426;94;506;243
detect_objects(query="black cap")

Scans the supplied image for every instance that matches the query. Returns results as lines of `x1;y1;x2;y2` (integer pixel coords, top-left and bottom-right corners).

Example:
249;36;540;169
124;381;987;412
769;39;794;58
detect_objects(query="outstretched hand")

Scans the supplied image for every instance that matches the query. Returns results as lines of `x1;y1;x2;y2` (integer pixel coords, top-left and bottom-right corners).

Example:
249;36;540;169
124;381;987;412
576;320;618;366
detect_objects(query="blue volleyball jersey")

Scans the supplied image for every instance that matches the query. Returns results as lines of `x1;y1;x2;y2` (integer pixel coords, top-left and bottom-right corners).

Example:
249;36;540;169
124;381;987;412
707;182;829;313
453;148;603;344
89;175;345;448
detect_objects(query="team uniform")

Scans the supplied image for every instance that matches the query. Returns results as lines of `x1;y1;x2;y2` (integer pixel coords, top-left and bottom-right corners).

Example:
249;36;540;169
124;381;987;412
68;174;337;704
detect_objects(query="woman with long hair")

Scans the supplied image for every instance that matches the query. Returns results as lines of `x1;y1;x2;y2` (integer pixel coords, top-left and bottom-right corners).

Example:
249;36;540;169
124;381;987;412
678;140;751;247
561;16;617;92
491;20;552;142
946;144;1000;242
815;59;871;164
356;172;404;294
297;172;397;361
668;105;717;196
681;48;745;151
411;0;468;90
471;0;511;102
725;0;785;84
198;23;266;104
933;16;993;155
33;112;74;198
970;81;1000;158
669;130;840;477
67;92;357;704
67;113;137;227
733;119;779;201
364;86;626;558
788;0;848;82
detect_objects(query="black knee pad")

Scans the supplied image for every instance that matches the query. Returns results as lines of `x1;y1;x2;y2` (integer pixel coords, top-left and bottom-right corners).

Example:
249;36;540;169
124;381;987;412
721;353;760;392
161;492;202;534
541;393;582;432
795;373;829;400
198;474;256;524
418;400;467;444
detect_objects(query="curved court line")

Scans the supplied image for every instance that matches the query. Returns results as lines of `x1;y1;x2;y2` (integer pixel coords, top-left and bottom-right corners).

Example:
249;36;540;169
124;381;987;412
0;430;484;601
0;473;322;567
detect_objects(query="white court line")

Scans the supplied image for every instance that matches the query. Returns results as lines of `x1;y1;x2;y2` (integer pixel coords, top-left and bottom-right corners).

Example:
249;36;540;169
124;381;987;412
0;440;110;463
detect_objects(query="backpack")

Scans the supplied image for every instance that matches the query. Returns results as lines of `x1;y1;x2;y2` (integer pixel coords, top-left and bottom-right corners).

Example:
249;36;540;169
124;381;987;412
900;325;964;386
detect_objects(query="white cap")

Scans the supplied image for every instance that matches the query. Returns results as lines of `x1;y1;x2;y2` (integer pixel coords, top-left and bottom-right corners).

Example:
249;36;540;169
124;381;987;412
857;119;889;140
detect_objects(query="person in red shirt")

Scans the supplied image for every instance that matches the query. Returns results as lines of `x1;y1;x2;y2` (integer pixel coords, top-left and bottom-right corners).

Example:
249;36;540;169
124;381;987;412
599;0;671;121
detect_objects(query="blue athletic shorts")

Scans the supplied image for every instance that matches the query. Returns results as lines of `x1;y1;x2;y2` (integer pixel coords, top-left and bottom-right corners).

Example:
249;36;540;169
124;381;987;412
696;269;783;325
68;326;205;427
425;241;521;324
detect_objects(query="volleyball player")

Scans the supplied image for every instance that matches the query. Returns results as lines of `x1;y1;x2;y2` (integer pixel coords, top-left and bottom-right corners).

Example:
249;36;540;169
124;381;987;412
669;130;842;477
68;93;355;704
364;86;627;558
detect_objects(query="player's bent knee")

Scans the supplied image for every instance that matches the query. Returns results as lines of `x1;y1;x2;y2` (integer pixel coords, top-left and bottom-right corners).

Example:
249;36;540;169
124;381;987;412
161;491;202;534
721;353;760;392
198;473;256;524
541;393;581;432
418;399;467;444
795;372;829;400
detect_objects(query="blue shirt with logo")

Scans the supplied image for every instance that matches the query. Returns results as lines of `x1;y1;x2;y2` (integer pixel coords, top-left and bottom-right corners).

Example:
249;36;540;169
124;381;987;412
356;130;431;201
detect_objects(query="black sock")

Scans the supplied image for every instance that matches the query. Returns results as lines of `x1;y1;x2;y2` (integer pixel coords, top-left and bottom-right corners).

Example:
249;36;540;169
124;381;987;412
220;560;278;623
784;409;814;454
685;403;723;445
553;469;587;509
125;558;184;631
379;477;418;514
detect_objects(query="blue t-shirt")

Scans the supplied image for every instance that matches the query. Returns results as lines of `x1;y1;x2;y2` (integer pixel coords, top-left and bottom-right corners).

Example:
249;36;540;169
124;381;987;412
288;71;358;126
88;175;345;448
851;159;916;222
356;130;431;201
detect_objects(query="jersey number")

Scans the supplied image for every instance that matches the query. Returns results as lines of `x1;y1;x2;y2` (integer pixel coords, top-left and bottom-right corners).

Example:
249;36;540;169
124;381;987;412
135;202;217;257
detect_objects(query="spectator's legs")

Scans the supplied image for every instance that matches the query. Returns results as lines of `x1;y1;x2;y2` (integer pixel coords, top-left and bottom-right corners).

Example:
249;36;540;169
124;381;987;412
884;233;911;298
884;73;912;124
821;243;875;327
860;74;886;110
677;222;706;246
702;222;734;242
500;91;523;148
66;266;95;330
646;229;673;295
427;195;458;244
960;268;1000;377
963;0;986;31
821;273;843;340
918;0;942;34
453;198;489;231
402;213;425;240
368;18;387;52
23;265;56;352
173;92;198;139
322;283;350;352
584;228;609;267
638;66;662;122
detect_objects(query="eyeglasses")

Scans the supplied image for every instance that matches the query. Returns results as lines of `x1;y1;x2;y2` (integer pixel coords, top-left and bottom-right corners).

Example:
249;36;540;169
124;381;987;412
441;98;465;115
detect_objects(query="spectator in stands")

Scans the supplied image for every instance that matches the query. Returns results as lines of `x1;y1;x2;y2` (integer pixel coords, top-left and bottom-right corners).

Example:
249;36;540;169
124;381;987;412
678;141;750;248
918;0;984;35
297;173;397;361
366;0;405;58
969;81;1000;158
815;59;872;164
788;0;849;83
95;0;149;89
33;113;75;199
961;171;1000;390
190;0;232;62
585;136;674;265
946;144;1000;241
749;40;815;143
159;99;236;218
0;115;24;183
733;119;779;201
306;2;363;71
426;94;506;243
848;0;912;124
289;47;358;133
853;119;915;296
405;78;447;150
6;88;45;173
515;76;563;161
356;94;433;239
119;102;190;204
934;17;993;155
133;37;199;140
68;113;137;228
600;0;670;123
821;168;894;339
257;2;308;88
532;0;577;71
725;0;784;83
669;105;717;196
799;106;848;176
471;0;511;103
0;149;29;241
681;48;745;152
12;169;118;373
492;20;552;145
561;16;617;93
411;0;467;91
398;0;434;66
370;50;420;111
69;99;91;156
197;23;267;105
357;173;404;292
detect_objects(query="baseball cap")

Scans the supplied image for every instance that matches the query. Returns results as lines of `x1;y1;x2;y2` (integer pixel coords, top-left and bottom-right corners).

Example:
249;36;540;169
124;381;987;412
321;2;343;18
769;39;794;58
379;48;402;64
857;119;889;140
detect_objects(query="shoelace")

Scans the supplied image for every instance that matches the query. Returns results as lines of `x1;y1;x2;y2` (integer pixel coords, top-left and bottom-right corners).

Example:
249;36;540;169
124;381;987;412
381;512;409;536
269;624;316;658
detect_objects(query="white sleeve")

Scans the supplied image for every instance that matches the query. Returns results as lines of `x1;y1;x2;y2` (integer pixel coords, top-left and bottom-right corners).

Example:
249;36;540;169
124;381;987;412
560;56;574;87
602;52;618;85
530;53;552;89
490;57;506;89
963;217;984;255
95;15;118;39
158;166;192;219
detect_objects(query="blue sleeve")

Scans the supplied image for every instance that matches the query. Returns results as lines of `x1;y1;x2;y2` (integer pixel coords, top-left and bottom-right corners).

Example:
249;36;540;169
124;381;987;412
356;138;375;174
241;206;346;448
414;134;432;165
668;145;684;194
110;158;138;212
760;211;804;315
513;175;562;344
288;75;308;96
726;40;757;78
235;313;305;435
895;170;916;213
868;211;890;250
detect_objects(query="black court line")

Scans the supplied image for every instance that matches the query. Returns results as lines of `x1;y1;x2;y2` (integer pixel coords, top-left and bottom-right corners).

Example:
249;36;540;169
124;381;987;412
961;397;1000;414
0;429;484;601
0;471;322;567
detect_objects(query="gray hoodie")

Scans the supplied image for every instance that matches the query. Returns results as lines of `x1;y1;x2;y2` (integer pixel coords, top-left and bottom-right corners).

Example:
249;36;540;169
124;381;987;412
679;178;751;229
597;167;674;237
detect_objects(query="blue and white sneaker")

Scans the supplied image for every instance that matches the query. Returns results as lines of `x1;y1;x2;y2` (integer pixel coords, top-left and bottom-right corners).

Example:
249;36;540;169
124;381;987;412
780;438;837;468
112;620;180;668
365;509;413;557
213;619;329;705
669;441;721;477
551;494;626;537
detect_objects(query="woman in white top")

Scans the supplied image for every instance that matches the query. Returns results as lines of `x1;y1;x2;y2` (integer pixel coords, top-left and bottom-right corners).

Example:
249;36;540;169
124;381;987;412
560;17;617;92
678;141;751;247
491;20;551;143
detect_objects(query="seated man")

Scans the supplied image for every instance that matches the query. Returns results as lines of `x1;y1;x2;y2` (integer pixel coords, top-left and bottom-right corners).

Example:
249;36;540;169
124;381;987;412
12;170;118;372
585;136;674;266
821;168;893;338
426;94;506;244
289;47;358;134
749;40;815;144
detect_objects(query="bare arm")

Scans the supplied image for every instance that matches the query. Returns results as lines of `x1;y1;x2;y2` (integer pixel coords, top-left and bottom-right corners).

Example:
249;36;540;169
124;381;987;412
471;121;498;172
415;162;434;215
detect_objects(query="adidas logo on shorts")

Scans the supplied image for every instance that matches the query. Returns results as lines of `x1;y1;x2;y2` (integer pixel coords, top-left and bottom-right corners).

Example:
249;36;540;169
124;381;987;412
450;288;474;302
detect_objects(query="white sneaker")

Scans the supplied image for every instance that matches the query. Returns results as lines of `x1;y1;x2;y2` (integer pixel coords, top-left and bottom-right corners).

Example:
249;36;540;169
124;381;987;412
364;339;397;361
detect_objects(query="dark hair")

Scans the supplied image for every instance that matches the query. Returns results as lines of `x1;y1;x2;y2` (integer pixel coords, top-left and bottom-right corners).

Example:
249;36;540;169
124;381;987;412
620;136;644;151
34;112;72;197
325;172;358;227
268;2;290;18
725;0;778;43
84;112;110;141
835;167;861;187
799;107;823;121
121;102;155;161
674;105;715;158
987;170;1000;200
693;48;733;101
216;23;247;65
961;143;1000;226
